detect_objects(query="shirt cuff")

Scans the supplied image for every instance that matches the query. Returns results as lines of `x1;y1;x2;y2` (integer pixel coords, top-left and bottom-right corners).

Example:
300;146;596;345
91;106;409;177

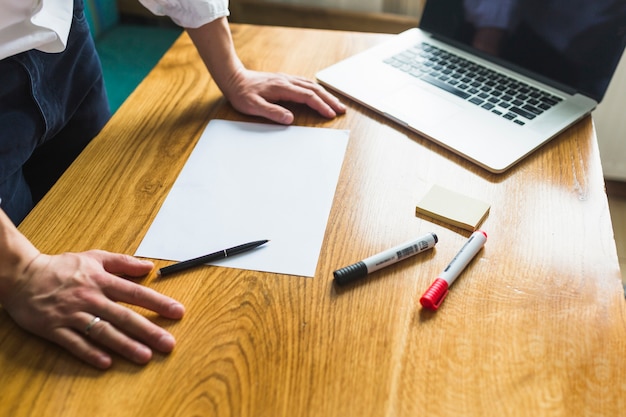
138;0;230;28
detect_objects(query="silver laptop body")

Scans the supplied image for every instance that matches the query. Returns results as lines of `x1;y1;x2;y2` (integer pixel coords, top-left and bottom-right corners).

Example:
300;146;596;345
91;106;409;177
317;0;626;173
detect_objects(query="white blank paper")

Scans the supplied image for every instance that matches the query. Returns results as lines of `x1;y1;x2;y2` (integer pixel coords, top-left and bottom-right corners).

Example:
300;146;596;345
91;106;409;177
135;119;349;277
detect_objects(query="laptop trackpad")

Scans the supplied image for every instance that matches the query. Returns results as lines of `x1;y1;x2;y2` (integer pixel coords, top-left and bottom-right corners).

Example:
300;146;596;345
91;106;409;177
381;84;462;127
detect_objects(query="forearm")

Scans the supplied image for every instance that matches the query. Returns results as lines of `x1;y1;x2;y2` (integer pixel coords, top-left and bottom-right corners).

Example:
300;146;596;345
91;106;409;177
0;209;39;302
186;16;244;101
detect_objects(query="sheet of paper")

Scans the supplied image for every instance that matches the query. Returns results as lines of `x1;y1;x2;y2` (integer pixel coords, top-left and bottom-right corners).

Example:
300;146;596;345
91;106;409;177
135;119;349;277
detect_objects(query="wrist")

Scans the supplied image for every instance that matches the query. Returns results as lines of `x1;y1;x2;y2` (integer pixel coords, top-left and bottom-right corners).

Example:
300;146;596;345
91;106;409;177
0;210;40;303
186;17;245;97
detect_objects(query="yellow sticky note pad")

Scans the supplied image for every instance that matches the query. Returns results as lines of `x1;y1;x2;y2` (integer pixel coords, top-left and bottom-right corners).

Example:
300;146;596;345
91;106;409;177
416;185;490;231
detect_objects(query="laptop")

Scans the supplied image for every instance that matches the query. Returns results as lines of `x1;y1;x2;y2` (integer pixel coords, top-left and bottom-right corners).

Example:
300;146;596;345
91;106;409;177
316;0;626;173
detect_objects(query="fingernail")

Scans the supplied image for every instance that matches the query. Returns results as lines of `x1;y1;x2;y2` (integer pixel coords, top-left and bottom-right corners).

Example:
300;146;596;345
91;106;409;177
157;334;176;352
281;112;294;124
169;303;185;318
134;345;153;363
95;354;112;369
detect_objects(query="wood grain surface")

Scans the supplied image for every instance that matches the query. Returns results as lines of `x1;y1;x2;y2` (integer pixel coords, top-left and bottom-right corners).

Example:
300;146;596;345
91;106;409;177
1;24;624;417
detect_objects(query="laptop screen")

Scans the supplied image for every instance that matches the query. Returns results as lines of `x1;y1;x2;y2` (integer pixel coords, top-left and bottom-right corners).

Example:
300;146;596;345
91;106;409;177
419;0;626;102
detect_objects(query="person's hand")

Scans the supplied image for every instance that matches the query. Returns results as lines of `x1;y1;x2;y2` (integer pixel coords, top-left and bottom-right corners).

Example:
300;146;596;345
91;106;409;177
222;69;347;125
0;250;184;369
185;17;347;124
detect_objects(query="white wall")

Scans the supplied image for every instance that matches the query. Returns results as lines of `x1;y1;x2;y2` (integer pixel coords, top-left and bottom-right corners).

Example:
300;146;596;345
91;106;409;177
272;0;425;16
274;0;384;12
594;51;626;181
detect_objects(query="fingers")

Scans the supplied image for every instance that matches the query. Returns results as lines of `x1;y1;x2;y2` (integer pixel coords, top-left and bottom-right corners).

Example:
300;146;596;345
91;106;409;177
286;75;347;117
58;251;183;368
89;250;154;277
86;319;155;364
261;75;346;123
96;301;178;355
242;85;337;126
229;71;346;125
51;305;178;369
90;264;183;363
244;99;295;125
51;327;113;369
102;274;185;320
85;250;185;319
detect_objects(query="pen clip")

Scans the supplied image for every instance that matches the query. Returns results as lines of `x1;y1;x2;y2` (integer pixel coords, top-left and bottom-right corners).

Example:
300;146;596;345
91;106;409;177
420;278;449;310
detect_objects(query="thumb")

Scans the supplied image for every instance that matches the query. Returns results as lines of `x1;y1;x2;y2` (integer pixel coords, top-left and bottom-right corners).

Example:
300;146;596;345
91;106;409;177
233;96;294;125
262;105;294;125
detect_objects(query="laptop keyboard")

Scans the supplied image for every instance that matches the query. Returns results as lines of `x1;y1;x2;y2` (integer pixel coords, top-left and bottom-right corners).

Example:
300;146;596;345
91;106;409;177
383;42;563;126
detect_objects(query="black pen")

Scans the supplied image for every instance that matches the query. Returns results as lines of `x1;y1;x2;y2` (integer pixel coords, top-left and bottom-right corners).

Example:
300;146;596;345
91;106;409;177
157;240;269;277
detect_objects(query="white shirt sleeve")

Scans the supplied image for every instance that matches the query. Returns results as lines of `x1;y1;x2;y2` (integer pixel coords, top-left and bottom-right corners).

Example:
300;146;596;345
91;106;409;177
138;0;230;28
0;0;73;60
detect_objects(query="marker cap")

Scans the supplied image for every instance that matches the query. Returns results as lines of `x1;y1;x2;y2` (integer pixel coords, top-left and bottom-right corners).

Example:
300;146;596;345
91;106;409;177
420;278;449;310
333;261;368;285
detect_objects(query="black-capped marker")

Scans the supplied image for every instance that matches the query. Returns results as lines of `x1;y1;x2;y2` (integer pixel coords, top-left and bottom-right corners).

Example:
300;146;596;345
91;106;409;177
333;233;438;285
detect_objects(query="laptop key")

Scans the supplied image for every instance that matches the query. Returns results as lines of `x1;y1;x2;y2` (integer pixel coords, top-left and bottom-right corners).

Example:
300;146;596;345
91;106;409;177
421;75;471;99
522;104;543;115
540;96;560;106
510;106;537;120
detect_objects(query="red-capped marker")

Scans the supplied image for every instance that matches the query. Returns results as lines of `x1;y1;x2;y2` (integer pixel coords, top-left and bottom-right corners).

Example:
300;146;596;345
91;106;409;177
420;230;487;310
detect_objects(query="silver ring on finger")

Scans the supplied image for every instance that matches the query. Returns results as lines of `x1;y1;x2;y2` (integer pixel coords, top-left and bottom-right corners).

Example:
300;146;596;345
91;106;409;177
84;316;101;336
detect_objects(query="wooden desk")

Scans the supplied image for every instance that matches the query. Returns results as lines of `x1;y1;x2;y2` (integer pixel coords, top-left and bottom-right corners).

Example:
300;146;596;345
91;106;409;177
2;24;625;416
